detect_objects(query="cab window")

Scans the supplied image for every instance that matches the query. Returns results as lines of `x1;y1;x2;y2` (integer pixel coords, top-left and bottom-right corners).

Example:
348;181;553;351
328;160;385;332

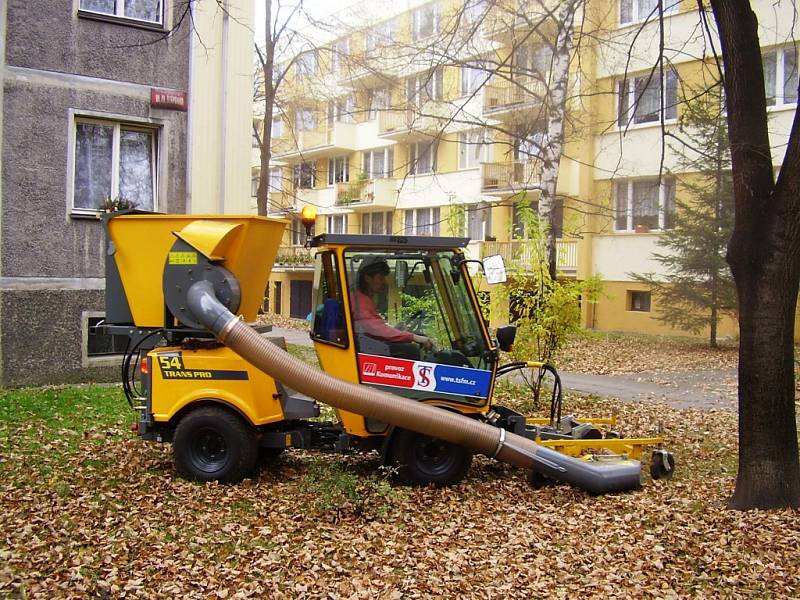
311;251;347;347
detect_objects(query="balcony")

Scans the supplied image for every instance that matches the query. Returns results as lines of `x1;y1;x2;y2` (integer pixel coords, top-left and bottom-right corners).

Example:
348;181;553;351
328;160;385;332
377;105;449;141
482;78;546;117
335;178;398;208
480;239;578;274
338;50;400;85
480;159;543;195
272;121;358;160
274;245;314;269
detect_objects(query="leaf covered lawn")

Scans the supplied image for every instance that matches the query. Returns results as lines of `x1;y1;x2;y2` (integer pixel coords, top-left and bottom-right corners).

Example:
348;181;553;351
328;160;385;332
1;385;798;599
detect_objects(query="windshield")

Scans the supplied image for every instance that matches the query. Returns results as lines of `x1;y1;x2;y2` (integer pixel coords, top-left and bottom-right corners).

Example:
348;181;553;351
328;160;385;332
345;249;490;372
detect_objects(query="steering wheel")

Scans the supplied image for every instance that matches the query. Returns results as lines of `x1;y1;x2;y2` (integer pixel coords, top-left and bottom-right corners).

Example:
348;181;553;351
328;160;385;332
404;310;428;335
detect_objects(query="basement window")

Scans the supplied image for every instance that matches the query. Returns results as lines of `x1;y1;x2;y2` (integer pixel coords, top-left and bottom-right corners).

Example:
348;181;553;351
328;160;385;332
628;291;651;312
86;316;128;356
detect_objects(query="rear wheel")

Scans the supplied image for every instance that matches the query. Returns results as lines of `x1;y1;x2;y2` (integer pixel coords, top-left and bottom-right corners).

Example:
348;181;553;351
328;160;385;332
389;428;472;486
173;406;257;483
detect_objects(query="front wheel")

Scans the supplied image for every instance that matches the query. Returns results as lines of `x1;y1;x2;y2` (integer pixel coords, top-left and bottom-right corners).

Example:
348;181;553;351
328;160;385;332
173;406;257;483
388;428;472;486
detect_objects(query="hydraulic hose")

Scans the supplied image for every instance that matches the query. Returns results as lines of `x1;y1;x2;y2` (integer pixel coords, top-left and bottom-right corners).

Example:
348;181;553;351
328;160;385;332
186;280;641;494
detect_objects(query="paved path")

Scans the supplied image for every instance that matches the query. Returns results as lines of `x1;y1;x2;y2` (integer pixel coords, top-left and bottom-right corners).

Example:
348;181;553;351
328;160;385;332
269;327;737;411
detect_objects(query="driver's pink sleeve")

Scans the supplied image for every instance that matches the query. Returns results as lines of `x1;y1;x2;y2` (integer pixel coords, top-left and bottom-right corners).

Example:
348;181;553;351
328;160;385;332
352;291;414;343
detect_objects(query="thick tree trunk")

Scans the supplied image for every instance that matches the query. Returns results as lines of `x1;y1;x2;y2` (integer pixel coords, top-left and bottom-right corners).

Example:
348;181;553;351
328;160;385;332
709;0;800;509
537;0;577;281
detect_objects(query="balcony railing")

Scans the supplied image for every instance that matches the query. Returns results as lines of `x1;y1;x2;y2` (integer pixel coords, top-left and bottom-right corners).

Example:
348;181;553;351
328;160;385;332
481;239;578;272
483;78;546;113
275;245;314;267
336;180;371;205
378;109;413;134
481;159;544;192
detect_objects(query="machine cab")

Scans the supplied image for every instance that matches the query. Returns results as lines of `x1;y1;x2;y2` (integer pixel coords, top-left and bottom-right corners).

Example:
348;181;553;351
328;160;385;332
308;234;498;428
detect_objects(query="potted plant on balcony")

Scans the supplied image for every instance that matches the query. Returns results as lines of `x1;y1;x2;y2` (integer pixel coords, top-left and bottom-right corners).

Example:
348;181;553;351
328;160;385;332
634;223;650;233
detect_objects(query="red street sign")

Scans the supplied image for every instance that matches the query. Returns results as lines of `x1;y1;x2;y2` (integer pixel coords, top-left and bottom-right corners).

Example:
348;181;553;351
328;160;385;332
150;88;188;111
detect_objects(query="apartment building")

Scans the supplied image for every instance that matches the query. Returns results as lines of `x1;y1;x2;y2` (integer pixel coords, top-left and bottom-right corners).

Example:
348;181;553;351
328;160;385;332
257;0;797;337
0;0;253;386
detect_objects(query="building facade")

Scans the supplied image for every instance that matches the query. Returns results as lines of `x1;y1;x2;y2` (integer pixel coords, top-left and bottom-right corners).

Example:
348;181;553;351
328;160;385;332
0;0;253;386
256;0;797;340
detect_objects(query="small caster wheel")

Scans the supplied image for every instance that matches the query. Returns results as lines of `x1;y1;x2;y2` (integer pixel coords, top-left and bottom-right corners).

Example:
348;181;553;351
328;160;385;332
650;449;675;480
527;470;554;488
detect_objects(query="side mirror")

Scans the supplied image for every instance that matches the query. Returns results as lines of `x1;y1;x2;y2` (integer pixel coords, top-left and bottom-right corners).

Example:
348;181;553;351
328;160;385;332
395;261;408;289
483;254;507;285
496;325;517;352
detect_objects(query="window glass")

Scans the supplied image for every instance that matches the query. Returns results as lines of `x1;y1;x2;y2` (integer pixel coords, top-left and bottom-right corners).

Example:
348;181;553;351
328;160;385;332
327;214;347;234
73;120;157;212
618;70;679;126
311;252;347;346
295;109;315;131
632;180;659;229
463;0;488;22
81;0;162;23
785;48;798;104
269;167;282;192
467;202;492;240
461;62;487;95
87;316;128;356
459;130;486;169
119;129;155;211
125;0;161;22
294;162;315;189
413;4;437;40
74;123;113;210
344;249;491;397
411;142;436;174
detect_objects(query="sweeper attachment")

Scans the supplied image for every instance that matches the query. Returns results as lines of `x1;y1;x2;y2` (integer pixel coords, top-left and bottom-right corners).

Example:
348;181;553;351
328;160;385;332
100;212;674;493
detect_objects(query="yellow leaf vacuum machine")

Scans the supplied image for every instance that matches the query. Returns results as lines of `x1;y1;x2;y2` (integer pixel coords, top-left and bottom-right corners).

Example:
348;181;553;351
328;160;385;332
99;212;674;493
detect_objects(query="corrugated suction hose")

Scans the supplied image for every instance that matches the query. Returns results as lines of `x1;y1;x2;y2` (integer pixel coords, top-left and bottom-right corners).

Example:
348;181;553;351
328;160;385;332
187;280;641;494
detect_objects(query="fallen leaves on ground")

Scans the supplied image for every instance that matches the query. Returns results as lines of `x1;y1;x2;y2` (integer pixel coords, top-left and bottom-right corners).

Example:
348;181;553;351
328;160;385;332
557;334;739;375
1;386;798;599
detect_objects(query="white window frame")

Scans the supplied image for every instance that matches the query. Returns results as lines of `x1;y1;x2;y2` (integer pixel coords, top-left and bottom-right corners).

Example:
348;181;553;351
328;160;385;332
466;202;492;241
412;3;439;41
328;156;350;186
296;51;318;78
271;116;284;139
404;207;440;236
408;68;444;105
327;214;348;234
362;148;394;179
68;112;161;216
368;88;390;121
293;162;316;189
361;211;394;235
614;178;675;231
619;0;678;26
763;45;799;107
366;19;396;55
461;61;489;96
463;0;489;23
78;0;164;26
332;37;350;73
617;69;678;128
409;141;437;175
459;129;489;170
295;108;316;132
269;167;283;193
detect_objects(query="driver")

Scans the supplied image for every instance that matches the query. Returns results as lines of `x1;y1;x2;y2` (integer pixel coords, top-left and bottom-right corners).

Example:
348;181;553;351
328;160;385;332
352;256;433;358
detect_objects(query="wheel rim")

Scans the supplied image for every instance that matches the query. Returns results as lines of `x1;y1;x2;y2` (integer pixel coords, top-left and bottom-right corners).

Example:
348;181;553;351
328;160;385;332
188;427;229;473
414;437;459;477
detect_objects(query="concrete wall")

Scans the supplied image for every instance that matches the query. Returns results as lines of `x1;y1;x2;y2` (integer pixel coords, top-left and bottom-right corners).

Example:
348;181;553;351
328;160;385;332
0;0;193;386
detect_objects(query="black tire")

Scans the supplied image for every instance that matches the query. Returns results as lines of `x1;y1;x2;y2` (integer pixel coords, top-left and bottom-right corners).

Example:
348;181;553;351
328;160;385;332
388;428;472;486
173;406;258;483
650;450;676;480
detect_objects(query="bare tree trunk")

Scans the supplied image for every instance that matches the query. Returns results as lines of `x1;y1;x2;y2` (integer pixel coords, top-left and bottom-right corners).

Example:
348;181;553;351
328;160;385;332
537;0;578;280
709;0;800;509
255;0;274;217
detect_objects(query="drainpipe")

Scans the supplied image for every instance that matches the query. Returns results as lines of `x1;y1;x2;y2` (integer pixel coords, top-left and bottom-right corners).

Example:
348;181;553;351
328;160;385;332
218;0;230;214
